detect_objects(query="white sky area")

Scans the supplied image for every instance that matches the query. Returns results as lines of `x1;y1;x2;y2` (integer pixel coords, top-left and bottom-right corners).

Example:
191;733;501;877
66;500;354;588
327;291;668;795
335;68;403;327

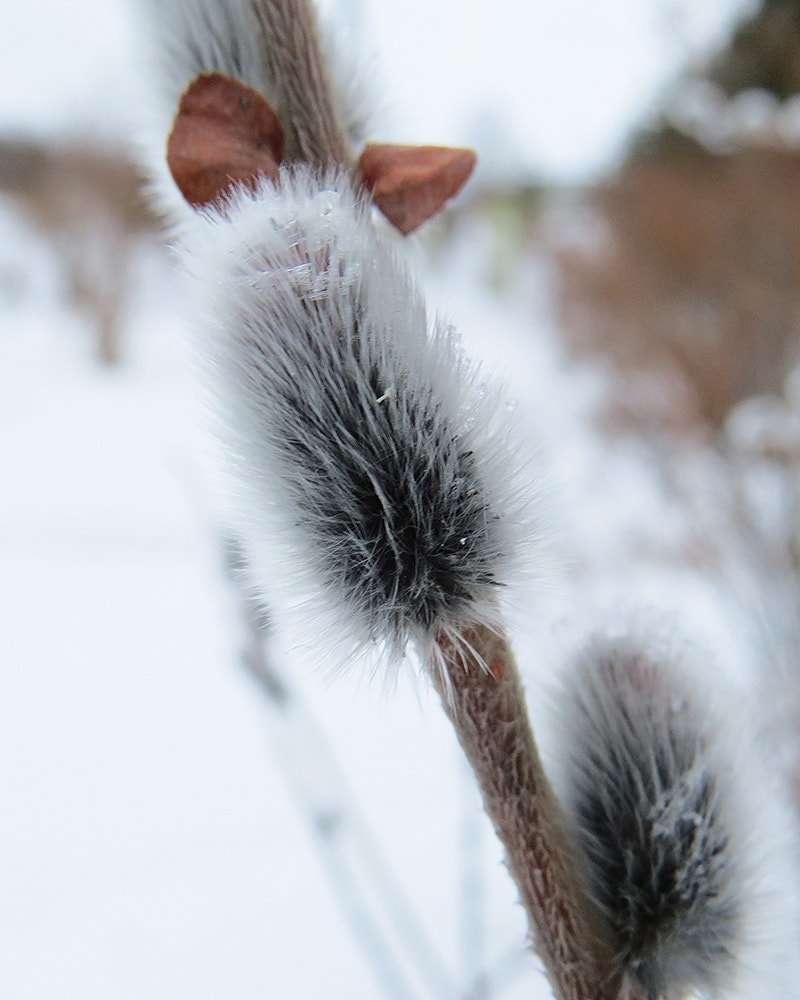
0;0;753;180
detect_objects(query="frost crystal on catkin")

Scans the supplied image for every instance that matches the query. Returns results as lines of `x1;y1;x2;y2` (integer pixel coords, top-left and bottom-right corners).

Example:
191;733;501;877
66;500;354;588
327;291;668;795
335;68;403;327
185;168;528;665
555;636;746;1000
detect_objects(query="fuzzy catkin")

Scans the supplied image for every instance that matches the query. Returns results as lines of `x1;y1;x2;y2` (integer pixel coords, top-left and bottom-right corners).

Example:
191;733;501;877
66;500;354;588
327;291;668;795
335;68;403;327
184;168;531;667
554;636;747;1000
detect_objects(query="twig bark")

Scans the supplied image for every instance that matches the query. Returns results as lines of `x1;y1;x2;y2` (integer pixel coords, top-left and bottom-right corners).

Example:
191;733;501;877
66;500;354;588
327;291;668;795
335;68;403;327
431;624;623;1000
249;0;350;166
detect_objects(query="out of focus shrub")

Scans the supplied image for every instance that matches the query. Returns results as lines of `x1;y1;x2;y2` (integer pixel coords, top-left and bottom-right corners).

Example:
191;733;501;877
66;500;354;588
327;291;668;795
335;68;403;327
555;138;800;430
0;136;159;364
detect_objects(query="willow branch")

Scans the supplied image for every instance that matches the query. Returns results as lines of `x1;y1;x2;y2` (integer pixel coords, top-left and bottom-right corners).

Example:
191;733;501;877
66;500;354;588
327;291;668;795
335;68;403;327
431;624;622;1000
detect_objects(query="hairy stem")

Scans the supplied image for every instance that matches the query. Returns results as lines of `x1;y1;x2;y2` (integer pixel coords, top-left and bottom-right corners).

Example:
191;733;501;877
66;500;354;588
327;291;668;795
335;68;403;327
249;0;350;166
431;624;622;1000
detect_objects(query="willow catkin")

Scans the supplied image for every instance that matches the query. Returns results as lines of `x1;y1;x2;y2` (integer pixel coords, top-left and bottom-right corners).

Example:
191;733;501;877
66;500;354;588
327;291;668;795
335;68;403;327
553;633;800;999
181;168;532;669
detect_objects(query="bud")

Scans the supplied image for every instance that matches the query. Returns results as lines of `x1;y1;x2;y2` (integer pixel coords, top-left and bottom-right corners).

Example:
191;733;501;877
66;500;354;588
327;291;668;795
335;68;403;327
182;167;531;668
553;632;800;999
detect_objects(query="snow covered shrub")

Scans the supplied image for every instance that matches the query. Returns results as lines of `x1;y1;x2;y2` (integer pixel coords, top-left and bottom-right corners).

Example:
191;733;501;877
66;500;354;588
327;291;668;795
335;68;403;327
0;137;156;363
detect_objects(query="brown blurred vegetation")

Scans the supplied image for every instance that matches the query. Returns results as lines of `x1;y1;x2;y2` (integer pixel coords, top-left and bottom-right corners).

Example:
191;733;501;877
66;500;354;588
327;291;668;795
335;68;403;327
0;135;160;363
555;136;800;431
554;0;800;436
709;0;800;99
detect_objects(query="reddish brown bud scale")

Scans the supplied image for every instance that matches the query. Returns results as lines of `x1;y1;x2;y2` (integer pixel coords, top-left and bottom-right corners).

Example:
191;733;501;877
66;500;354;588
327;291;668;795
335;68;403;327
359;143;477;235
167;73;284;208
167;75;476;230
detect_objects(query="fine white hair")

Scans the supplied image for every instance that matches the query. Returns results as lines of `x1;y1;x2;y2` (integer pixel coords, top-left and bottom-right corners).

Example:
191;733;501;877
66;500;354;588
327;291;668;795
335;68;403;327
181;166;536;672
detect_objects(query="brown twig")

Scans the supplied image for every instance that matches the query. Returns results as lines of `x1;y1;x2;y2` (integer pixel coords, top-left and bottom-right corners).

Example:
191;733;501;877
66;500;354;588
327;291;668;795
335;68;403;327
249;0;350;166
431;624;622;1000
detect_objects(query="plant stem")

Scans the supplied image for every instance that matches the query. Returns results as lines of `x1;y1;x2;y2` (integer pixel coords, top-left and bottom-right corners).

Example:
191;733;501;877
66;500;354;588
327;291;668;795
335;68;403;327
249;0;350;166
431;624;622;1000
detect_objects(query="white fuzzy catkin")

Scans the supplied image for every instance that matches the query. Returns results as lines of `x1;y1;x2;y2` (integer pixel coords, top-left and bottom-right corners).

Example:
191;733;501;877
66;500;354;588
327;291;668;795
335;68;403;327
136;0;534;668
182;168;532;669
553;633;800;1000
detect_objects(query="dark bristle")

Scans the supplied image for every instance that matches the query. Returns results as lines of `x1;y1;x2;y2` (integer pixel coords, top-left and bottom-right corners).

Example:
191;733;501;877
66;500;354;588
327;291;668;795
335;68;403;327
228;260;507;648
562;643;741;998
270;341;497;637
